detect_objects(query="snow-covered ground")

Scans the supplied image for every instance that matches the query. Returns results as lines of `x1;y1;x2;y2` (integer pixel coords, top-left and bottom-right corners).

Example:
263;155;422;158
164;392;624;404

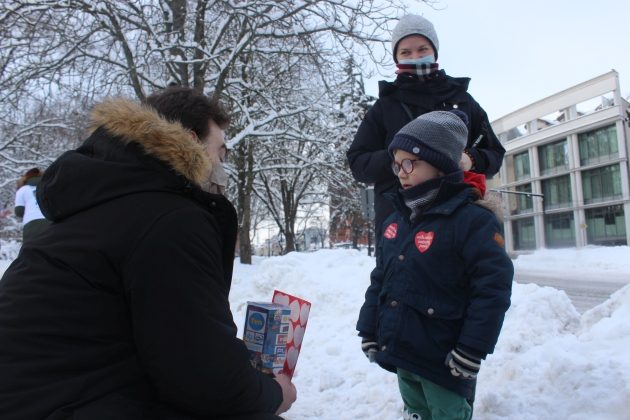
1;243;628;419
513;246;630;282
228;247;630;420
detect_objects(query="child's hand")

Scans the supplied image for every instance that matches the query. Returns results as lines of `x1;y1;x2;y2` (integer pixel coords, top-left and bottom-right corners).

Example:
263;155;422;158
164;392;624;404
361;336;378;362
445;348;481;379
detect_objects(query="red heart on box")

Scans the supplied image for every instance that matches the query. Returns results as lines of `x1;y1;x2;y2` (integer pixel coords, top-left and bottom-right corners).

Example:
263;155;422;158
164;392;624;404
272;290;311;378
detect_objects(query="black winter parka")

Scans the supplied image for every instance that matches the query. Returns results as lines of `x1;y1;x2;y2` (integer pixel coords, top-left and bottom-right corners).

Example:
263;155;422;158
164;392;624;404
356;183;513;400
0;99;282;420
347;71;505;238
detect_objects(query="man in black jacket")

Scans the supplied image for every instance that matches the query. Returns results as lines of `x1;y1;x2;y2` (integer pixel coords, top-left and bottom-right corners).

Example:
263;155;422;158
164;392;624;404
0;87;296;420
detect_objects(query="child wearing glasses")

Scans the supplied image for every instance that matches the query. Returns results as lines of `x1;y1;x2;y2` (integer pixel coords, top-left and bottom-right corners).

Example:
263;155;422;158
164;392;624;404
356;110;513;420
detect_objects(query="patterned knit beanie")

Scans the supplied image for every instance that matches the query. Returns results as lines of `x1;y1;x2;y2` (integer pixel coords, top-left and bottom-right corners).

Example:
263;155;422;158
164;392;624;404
388;111;468;174
391;14;439;62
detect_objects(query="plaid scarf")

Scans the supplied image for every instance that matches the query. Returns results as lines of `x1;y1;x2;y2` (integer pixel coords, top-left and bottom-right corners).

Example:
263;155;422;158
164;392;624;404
395;62;440;81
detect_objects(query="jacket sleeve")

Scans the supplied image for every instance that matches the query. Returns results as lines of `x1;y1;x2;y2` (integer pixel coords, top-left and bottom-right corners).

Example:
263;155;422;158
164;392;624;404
123;207;282;417
356;237;385;336
14;206;24;219
14;187;26;219
466;100;505;177
347;101;394;184
456;209;513;357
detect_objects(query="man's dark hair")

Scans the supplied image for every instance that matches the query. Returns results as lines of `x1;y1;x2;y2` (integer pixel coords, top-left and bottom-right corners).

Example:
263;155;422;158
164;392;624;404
145;86;230;141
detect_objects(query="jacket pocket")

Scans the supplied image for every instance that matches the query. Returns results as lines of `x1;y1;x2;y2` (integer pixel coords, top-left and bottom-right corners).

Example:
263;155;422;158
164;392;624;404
397;298;464;363
401;296;465;320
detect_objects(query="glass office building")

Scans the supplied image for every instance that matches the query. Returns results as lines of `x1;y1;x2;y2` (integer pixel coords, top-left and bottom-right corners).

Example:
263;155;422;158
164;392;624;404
491;71;630;252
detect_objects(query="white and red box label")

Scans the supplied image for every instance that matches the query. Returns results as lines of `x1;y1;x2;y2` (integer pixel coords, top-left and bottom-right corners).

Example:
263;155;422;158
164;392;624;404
242;290;311;378
272;290;311;378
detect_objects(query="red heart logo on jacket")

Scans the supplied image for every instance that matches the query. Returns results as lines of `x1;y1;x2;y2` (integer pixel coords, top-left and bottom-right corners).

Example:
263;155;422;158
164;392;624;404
415;231;434;253
384;223;398;239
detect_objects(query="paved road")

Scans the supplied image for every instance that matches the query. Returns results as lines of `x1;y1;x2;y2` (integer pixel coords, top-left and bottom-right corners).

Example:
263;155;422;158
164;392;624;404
514;269;629;313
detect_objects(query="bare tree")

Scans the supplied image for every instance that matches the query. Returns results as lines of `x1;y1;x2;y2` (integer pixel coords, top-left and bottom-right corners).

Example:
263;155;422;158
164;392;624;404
324;57;375;249
0;96;86;187
255;130;327;254
1;0;430;250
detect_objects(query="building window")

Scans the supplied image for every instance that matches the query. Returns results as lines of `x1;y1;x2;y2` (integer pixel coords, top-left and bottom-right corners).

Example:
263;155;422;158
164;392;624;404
541;175;572;210
505;126;526;141
582;164;623;204
512;217;536;250
544;212;575;248
539;139;569;175
578;125;618;165
513;151;530;181
585;205;627;246
510;184;533;215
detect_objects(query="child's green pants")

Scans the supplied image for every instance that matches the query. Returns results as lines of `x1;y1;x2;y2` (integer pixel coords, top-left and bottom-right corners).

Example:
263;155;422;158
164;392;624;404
397;368;472;420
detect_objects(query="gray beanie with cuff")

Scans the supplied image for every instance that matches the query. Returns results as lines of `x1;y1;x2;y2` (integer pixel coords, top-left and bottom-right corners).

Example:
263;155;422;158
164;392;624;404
391;14;439;62
388;111;467;174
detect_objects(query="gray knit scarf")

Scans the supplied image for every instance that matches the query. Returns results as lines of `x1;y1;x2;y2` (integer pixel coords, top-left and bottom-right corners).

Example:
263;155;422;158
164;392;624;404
400;171;464;221
400;177;442;221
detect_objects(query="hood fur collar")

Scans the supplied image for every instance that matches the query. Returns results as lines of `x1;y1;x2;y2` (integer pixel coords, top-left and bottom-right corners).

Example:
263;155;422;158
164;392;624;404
89;98;212;188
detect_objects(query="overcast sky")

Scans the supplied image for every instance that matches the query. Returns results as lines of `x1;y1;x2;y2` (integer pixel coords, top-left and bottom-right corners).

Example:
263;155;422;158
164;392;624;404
364;0;630;122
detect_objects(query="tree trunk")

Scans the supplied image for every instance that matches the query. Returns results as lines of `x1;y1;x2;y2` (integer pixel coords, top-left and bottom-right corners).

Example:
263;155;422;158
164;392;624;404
236;139;255;264
239;206;252;264
351;213;362;249
192;0;208;91
279;178;297;254
284;226;296;254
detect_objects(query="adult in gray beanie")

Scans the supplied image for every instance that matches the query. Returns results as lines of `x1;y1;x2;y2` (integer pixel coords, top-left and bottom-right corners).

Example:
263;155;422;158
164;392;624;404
347;13;505;243
391;14;439;61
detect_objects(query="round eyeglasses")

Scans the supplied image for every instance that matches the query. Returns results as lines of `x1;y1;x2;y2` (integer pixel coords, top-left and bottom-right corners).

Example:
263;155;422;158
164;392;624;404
391;158;422;175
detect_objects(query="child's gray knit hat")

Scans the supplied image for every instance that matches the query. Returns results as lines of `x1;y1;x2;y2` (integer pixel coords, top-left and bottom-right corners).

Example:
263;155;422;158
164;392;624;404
388;111;467;174
391;14;439;62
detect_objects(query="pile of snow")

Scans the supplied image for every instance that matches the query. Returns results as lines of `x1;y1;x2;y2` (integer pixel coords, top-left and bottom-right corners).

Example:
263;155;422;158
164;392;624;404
0;239;20;261
513;246;630;281
229;248;630;420
0;239;19;273
1;245;628;419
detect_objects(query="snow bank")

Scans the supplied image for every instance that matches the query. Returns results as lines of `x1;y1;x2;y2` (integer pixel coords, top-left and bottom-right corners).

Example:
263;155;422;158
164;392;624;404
229;248;630;419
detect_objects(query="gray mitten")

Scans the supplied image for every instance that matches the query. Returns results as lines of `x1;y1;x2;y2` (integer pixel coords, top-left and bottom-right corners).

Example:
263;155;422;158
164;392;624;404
361;336;378;363
445;347;481;379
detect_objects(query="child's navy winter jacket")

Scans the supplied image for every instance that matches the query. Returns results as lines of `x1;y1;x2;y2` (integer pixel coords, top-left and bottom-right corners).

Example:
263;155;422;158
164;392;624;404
356;183;513;400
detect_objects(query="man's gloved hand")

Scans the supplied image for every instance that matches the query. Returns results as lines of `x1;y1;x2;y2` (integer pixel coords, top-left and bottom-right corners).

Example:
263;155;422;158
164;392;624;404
445;347;481;379
361;336;378;363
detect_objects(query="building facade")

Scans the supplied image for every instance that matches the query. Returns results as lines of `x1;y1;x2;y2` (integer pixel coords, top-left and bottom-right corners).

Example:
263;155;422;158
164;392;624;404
491;70;630;252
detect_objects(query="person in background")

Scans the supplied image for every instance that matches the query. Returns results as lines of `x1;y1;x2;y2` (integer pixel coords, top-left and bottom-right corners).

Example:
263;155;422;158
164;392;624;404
347;14;505;241
14;167;51;242
0;87;296;420
357;111;512;420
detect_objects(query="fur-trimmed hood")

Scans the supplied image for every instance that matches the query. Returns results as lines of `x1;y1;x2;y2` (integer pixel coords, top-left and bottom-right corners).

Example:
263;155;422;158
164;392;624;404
38;98;215;221
89;98;212;187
